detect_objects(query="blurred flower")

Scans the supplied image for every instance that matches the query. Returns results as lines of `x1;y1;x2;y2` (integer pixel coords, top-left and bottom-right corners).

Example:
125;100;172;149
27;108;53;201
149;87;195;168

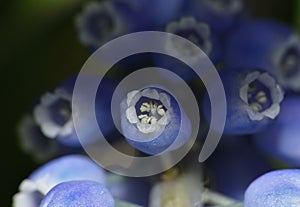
203;69;284;134
154;16;222;81
225;20;300;91
76;1;127;51
184;0;245;35
253;96;300;167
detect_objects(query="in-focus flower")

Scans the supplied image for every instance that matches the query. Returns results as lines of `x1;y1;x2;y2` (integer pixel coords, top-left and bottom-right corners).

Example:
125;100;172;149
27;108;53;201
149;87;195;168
225;20;300;91
253;96;300;167
154;16;221;81
13;155;107;207
244;169;300;207
76;1;128;51
39;181;115;207
120;86;191;155
184;0;245;35
203;69;284;134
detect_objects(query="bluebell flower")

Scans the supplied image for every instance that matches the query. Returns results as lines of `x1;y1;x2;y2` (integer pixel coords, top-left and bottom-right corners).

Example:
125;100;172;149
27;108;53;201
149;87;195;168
184;0;245;35
253;96;300;167
13;155;107;207
154;16;221;81
225;20;300;91
207;135;272;201
203;69;284;135
244;169;300;207
76;1;128;51
120;86;191;155
112;0;184;30
33;75;115;148
39;181;115;207
33;87;79;146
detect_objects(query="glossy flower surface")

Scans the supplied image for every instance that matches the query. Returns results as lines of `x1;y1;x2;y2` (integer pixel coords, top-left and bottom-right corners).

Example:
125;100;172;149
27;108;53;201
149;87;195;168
244;169;300;207
39;181;115;207
13;155;107;207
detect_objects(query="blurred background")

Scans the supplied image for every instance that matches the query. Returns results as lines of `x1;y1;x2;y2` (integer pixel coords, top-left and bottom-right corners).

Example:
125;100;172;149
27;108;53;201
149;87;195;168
1;0;298;206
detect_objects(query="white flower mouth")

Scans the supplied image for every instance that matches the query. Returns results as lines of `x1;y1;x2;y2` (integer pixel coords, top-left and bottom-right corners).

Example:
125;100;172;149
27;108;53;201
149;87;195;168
165;17;212;61
202;0;243;14
34;89;73;138
125;88;172;134
273;35;300;90
239;71;284;121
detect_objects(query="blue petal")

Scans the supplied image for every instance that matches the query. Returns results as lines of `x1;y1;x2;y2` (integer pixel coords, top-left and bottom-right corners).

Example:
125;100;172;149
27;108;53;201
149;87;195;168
253;96;300;167
244;169;300;207
39;181;114;207
225;20;300;91
29;155;107;194
202;69;283;135
120;86;192;155
112;0;184;29
184;0;246;35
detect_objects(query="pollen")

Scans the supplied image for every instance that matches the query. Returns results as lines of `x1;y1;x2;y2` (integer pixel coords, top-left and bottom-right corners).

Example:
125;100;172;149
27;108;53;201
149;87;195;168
138;102;166;124
256;91;267;104
250;102;263;112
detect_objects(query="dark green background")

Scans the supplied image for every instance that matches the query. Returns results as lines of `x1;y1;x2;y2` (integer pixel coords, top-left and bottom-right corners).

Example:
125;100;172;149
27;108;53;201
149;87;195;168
1;0;298;206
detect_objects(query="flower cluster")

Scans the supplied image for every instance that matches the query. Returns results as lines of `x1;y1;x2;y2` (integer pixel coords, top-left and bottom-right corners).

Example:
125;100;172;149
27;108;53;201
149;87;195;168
14;0;300;207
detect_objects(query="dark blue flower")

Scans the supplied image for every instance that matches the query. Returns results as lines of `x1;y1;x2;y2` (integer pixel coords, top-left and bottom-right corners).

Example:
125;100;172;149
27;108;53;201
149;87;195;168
225;20;300;91
39;181;115;207
203;69;284;135
32;75;115;148
244;169;300;207
253;96;300;167
112;0;184;30
207;135;272;201
184;0;246;35
153;16;222;81
76;1;128;51
120;86;191;155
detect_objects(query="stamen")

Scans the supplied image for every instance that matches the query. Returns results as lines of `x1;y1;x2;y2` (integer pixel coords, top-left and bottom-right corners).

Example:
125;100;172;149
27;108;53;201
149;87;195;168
140;102;151;112
137;102;165;125
157;105;166;116
250;103;262;112
256;91;267;104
